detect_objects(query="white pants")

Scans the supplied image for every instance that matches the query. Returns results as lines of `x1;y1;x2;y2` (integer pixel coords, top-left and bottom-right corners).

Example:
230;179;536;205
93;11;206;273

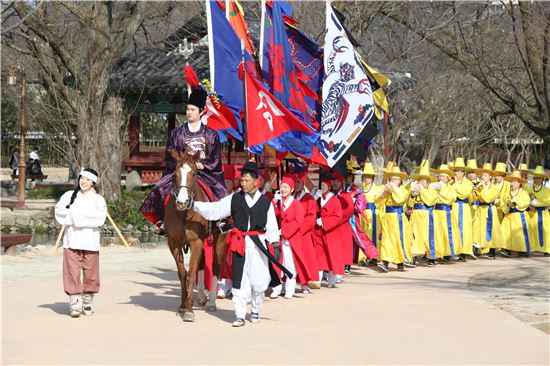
232;240;270;319
281;242;296;297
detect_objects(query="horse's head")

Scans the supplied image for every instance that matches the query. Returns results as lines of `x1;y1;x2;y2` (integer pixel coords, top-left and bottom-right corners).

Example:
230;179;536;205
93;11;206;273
171;149;200;211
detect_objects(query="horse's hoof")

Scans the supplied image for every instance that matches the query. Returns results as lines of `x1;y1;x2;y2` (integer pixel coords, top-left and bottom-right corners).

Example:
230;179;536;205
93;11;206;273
181;312;195;322
205;304;217;312
198;295;208;307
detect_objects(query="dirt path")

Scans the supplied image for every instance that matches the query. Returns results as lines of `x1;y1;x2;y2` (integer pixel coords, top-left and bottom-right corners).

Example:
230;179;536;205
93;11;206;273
2;248;549;365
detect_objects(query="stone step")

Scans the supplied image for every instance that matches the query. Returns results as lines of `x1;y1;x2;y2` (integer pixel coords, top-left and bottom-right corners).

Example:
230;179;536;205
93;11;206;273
10;208;51;217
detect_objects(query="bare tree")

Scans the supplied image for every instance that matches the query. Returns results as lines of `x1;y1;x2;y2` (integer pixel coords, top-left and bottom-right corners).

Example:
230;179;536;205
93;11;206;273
373;1;550;147
2;2;146;197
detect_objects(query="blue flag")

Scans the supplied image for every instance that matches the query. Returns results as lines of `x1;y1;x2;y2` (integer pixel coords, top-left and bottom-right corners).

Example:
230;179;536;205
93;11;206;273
206;0;256;141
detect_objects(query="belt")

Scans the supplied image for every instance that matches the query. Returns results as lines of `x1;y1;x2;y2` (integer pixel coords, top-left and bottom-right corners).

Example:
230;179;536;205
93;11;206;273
413;203;432;211
385;206;404;214
435;204;452;211
456;198;469;204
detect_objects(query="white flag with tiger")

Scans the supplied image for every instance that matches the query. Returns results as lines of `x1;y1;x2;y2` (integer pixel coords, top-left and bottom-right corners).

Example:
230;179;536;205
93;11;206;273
320;5;375;167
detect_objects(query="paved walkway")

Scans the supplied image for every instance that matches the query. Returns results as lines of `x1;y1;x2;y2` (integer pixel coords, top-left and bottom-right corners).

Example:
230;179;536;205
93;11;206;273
2;248;548;365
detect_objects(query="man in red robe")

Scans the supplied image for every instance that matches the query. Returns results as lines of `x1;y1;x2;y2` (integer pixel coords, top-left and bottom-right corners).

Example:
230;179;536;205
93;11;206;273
293;172;320;290
332;172;355;275
270;175;312;298
312;175;344;288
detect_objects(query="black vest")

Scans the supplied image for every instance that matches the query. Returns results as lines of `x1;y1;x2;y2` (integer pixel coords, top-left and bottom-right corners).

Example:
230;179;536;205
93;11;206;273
230;191;271;232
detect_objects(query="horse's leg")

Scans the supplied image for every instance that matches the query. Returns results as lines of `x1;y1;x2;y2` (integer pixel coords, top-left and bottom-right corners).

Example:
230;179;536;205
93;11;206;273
168;238;187;314
182;238;204;322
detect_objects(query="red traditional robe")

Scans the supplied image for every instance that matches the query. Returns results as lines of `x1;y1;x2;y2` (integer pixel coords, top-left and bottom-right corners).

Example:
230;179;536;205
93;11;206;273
280;197;311;285
313;193;344;275
296;191;320;281
336;190;355;265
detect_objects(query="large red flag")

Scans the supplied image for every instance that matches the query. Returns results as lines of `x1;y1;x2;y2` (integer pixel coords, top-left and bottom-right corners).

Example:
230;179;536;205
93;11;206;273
201;95;239;132
245;69;313;149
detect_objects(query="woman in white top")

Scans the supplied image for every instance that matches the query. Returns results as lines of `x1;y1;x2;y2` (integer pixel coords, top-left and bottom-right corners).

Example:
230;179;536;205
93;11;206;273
55;168;107;318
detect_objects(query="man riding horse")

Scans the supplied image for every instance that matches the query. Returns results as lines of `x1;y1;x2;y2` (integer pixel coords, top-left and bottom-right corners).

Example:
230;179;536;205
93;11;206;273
140;87;228;233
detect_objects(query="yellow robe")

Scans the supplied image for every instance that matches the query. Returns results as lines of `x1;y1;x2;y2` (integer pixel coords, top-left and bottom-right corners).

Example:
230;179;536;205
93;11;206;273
501;189;533;253
408;187;439;258
527;185;550;254
495;180;511;222
358;183;383;263
452;178;474;255
379;186;413;264
473;183;504;249
434;184;463;257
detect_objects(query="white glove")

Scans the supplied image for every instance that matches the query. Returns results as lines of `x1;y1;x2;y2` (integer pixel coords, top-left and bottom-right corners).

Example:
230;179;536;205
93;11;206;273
314;190;323;199
273;192;282;202
531;199;538;206
316;217;323;227
196;162;204;170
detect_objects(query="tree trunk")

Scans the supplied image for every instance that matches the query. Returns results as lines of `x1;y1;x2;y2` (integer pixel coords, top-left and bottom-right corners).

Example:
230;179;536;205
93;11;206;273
76;96;125;199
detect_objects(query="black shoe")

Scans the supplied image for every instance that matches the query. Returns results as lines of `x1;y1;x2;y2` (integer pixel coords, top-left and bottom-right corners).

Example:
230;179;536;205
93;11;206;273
458;255;466;262
427;259;436;267
377;262;389;273
397;263;404;271
500;249;512;258
404;262;416;268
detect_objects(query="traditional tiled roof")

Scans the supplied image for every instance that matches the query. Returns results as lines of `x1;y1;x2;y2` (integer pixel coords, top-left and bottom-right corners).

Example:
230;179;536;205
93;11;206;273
110;10;413;104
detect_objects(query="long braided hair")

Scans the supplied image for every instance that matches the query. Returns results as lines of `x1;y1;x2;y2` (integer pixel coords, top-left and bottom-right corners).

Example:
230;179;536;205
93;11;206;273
65;168;99;209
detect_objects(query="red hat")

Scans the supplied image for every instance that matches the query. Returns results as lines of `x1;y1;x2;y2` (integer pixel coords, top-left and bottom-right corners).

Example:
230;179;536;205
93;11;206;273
280;175;295;191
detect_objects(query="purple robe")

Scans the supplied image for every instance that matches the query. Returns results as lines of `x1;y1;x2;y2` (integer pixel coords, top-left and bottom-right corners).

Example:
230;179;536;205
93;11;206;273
140;123;228;225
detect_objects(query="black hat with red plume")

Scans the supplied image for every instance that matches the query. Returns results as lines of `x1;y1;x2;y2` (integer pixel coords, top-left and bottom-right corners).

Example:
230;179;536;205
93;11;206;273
184;64;207;110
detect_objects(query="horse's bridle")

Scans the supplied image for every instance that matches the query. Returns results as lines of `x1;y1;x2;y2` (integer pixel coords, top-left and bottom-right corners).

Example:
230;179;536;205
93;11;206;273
171;178;196;211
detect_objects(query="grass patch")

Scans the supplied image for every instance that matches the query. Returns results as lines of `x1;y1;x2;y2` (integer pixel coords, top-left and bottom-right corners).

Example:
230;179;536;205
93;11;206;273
107;188;152;231
26;187;67;200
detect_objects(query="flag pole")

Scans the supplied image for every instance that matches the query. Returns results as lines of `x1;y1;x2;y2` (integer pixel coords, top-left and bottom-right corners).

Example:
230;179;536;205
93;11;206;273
259;0;266;69
240;39;250;160
206;0;215;90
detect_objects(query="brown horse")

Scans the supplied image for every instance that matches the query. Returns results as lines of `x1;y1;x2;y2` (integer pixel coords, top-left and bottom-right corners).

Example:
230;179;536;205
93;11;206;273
164;149;227;322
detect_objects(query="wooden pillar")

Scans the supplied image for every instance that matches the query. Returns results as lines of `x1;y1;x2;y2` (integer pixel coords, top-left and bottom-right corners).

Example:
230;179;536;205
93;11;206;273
167;112;176;139
129;114;140;158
